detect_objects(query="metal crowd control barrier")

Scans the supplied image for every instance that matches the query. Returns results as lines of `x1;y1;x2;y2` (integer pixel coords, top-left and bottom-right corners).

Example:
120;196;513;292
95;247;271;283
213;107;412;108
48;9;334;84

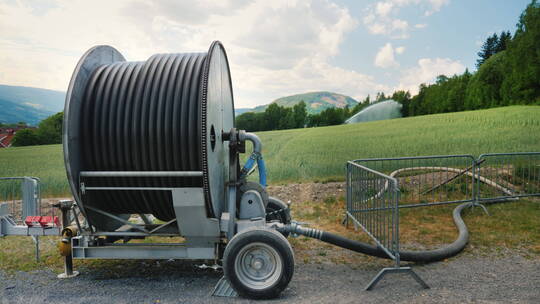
476;152;540;202
345;162;428;290
0;176;43;261
0;177;41;222
353;155;477;208
346;152;540;290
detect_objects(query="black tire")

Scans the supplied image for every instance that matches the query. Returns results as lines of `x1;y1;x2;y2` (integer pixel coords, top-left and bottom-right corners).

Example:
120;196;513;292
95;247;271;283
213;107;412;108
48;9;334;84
223;228;294;299
266;197;291;237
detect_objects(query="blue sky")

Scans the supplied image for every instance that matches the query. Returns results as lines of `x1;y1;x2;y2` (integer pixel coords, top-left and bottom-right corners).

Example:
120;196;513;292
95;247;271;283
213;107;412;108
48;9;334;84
330;0;529;95
0;0;531;108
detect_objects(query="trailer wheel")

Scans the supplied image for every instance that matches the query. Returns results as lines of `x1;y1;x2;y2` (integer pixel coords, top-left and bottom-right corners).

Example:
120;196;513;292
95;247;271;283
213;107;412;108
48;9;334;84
266;197;291;237
224;228;294;299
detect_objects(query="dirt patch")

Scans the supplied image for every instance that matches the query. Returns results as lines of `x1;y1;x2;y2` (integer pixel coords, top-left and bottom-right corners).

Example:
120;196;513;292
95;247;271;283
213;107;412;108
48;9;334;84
266;182;346;204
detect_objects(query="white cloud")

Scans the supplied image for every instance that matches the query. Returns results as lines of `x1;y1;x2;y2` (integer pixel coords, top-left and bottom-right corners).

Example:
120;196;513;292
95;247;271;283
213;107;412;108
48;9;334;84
375;2;394;17
390;0;450;15
392;19;409;32
0;0;390;108
425;0;450;15
365;18;410;39
363;0;449;38
374;43;403;68
397;57;465;94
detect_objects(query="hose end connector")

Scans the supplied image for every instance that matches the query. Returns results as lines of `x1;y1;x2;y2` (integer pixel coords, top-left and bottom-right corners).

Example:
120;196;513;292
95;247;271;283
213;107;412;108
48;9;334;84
278;221;323;240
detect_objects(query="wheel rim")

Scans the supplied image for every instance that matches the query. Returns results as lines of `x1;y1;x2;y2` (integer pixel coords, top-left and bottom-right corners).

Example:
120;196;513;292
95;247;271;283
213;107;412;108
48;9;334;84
234;242;283;290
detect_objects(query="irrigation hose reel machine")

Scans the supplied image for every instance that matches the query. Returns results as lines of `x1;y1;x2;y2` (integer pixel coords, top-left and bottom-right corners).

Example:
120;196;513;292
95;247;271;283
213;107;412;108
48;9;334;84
63;41;296;299
57;39;477;299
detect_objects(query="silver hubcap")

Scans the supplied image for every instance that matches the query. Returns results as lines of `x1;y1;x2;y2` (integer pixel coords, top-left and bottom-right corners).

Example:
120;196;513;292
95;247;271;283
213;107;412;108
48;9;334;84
235;242;282;290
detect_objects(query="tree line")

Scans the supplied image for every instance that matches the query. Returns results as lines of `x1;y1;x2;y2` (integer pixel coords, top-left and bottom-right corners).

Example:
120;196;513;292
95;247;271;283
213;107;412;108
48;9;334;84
236;94;390;131
11;112;63;146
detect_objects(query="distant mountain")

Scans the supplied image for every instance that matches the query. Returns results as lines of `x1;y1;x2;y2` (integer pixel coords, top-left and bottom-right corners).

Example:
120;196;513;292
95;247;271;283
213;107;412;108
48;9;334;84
0;85;358;123
0;84;65;125
0;98;53;126
236;91;358;115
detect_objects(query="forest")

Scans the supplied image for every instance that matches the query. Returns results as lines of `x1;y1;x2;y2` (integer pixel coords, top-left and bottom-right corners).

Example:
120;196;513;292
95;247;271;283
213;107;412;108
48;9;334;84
402;1;539;117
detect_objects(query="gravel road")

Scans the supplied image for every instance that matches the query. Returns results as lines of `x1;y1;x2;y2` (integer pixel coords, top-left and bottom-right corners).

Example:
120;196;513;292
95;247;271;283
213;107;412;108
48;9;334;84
1;254;539;304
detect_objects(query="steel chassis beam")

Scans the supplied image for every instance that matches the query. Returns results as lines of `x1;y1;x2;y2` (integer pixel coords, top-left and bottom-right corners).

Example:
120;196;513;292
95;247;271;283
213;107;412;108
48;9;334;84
71;238;215;260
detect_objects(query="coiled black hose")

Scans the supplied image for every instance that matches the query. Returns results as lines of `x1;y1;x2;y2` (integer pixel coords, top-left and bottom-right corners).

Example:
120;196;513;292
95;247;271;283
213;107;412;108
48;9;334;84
81;53;207;221
282;202;472;263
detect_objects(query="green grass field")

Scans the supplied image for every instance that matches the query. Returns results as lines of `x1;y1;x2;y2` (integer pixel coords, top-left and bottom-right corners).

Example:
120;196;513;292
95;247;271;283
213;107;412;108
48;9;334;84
261;105;540;182
0;105;539;196
0;144;68;197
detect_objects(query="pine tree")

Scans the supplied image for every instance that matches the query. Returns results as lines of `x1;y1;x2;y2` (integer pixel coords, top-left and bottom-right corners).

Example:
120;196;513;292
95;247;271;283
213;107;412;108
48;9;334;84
476;33;499;68
496;31;512;52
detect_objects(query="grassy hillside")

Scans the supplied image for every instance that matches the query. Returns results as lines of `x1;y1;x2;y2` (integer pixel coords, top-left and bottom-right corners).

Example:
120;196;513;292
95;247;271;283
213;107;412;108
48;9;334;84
260;105;540;182
245;91;358;115
0;106;539;196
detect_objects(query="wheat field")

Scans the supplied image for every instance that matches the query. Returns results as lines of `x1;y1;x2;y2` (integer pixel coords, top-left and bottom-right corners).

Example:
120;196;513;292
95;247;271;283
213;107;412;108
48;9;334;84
0;105;539;196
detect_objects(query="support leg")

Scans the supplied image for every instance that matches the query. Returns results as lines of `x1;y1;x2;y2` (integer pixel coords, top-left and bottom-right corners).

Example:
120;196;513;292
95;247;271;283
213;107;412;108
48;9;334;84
58;253;79;279
56;200;79;279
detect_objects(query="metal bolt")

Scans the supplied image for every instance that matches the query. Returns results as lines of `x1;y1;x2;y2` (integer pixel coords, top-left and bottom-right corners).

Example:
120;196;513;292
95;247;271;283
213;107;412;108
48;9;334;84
252;259;263;270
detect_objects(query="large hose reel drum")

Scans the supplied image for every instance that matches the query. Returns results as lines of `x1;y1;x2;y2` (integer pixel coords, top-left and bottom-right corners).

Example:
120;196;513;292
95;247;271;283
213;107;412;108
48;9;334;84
63;41;235;230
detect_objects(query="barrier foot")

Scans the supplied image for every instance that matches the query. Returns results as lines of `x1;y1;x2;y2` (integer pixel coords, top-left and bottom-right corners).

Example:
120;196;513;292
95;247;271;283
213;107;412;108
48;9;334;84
342;214;348;228
365;266;429;291
471;202;490;216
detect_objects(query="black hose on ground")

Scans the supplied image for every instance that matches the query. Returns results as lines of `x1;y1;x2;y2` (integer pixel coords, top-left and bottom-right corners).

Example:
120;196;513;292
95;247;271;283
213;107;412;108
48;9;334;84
281;202;472;263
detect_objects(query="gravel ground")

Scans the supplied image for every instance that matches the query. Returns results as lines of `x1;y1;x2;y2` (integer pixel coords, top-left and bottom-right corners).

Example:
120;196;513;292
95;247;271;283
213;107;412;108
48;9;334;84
1;255;539;304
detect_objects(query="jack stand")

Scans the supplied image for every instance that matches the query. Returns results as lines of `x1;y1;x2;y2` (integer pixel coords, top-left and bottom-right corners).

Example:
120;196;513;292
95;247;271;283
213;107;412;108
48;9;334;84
58;255;79;279
55;200;79;279
365;266;429;291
